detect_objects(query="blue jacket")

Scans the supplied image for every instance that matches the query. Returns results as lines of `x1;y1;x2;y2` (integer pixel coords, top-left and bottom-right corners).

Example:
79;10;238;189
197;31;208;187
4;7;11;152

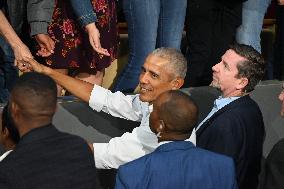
115;141;237;189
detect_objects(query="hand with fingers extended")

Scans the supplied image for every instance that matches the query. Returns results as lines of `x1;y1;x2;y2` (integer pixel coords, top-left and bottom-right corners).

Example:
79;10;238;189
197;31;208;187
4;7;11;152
34;34;55;57
16;57;46;74
85;23;110;56
12;43;33;66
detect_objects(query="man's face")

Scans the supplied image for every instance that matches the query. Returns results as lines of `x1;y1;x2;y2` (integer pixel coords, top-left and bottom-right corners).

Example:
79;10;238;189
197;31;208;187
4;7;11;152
139;55;176;103
211;49;247;97
278;84;284;117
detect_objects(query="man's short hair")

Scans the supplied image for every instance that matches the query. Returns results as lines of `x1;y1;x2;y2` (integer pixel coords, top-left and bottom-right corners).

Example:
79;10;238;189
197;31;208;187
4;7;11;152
2;104;20;144
11;72;57;117
151;48;187;79
231;43;266;92
158;90;198;133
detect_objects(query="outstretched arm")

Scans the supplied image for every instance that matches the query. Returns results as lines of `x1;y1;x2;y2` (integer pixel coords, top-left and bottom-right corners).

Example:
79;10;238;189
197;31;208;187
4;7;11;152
25;58;94;102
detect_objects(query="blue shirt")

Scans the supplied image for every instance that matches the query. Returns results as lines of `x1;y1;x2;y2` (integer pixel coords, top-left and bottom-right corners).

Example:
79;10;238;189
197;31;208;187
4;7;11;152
196;96;240;130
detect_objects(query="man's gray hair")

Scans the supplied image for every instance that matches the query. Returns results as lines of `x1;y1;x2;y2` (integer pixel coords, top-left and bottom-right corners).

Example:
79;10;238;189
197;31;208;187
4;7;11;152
151;47;187;79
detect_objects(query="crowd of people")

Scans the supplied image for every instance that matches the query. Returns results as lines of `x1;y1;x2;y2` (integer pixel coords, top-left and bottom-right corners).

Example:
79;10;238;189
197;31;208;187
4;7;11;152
0;0;284;189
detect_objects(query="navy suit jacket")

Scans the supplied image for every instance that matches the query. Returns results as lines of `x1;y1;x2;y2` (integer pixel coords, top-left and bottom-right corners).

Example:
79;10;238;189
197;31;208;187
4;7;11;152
197;95;265;189
0;125;97;189
115;141;237;189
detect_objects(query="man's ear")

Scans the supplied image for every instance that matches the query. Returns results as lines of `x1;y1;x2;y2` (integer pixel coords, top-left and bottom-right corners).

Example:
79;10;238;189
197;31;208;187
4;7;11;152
11;102;20;121
236;77;248;91
171;78;184;90
158;120;166;132
2;127;10;138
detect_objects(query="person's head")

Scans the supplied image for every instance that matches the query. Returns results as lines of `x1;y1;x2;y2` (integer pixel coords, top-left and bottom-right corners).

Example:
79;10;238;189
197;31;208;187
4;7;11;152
149;90;198;142
9;72;57;137
139;47;187;103
279;83;284;117
211;43;266;97
0;104;20;150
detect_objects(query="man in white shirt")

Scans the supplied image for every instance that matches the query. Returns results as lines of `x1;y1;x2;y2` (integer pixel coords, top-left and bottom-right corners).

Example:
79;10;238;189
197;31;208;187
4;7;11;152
23;47;196;169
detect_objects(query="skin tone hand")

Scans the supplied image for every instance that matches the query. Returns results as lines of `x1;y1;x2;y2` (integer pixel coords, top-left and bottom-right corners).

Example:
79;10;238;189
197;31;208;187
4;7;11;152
18;57;45;73
12;42;33;67
34;34;55;57
279;0;284;5
85;23;110;56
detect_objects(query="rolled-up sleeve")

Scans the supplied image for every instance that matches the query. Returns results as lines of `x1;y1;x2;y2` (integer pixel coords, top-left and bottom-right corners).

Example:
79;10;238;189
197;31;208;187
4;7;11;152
69;0;97;27
27;0;55;36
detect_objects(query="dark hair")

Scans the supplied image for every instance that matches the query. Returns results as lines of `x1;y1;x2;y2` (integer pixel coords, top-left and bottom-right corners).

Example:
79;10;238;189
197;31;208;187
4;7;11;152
158;90;198;133
2;104;20;144
230;43;266;92
11;72;57;116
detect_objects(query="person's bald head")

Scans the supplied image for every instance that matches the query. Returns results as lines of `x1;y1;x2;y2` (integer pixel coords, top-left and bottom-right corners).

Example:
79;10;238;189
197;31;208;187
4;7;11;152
149;90;198;142
9;72;57;136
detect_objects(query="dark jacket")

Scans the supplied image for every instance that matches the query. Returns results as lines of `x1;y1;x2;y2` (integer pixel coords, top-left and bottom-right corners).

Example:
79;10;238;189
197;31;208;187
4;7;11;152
263;138;284;189
0;124;97;189
197;95;265;189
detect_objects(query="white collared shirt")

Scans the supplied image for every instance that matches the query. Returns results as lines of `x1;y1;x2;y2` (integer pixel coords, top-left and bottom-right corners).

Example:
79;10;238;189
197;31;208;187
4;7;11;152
89;85;196;169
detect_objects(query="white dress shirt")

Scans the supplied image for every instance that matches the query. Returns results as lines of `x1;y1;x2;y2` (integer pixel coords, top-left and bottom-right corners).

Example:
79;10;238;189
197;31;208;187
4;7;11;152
89;85;196;169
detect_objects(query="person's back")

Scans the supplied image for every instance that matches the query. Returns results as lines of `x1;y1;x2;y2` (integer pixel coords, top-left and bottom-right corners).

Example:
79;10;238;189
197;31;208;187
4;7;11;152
0;125;96;189
116;141;237;189
0;72;97;188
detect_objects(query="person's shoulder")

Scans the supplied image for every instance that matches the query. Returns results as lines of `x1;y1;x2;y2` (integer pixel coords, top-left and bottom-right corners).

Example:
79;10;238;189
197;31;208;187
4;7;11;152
194;147;234;166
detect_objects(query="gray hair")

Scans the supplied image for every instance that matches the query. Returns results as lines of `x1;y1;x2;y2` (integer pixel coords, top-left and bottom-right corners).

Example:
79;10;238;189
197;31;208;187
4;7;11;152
151;47;187;79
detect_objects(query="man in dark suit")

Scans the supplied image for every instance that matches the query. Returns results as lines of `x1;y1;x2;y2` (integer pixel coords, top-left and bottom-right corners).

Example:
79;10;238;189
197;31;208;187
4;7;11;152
196;43;266;189
0;72;97;188
115;90;237;189
262;82;284;189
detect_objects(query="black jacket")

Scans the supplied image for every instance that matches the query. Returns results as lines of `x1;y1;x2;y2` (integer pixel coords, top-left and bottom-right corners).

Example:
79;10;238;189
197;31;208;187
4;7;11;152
0;124;97;189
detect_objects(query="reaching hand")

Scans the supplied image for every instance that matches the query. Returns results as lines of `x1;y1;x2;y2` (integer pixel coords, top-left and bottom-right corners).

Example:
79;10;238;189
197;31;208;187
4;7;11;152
85;23;110;56
12;43;33;68
16;57;45;74
34;34;55;57
279;0;284;5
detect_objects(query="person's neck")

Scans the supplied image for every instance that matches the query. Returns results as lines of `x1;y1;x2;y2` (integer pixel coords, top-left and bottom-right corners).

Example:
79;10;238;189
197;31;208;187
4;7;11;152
222;89;247;98
17;119;52;137
158;133;190;143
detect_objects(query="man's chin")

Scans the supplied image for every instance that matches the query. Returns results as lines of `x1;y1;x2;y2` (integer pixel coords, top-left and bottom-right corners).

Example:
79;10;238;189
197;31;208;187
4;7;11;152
139;94;152;103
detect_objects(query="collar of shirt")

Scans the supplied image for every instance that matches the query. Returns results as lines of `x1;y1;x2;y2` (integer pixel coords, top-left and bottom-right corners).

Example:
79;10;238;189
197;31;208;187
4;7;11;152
0;150;13;162
214;96;240;110
158;141;172;147
196;96;240;130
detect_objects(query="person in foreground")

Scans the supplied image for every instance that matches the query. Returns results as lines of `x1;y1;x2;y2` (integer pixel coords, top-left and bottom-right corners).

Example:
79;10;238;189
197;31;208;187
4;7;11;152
0;104;20;161
262;83;284;189
22;47;196;169
115;90;237;189
0;72;97;188
196;43;266;189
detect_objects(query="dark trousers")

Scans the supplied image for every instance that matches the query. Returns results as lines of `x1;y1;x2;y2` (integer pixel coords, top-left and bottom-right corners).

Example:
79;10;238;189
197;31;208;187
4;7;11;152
184;0;242;87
